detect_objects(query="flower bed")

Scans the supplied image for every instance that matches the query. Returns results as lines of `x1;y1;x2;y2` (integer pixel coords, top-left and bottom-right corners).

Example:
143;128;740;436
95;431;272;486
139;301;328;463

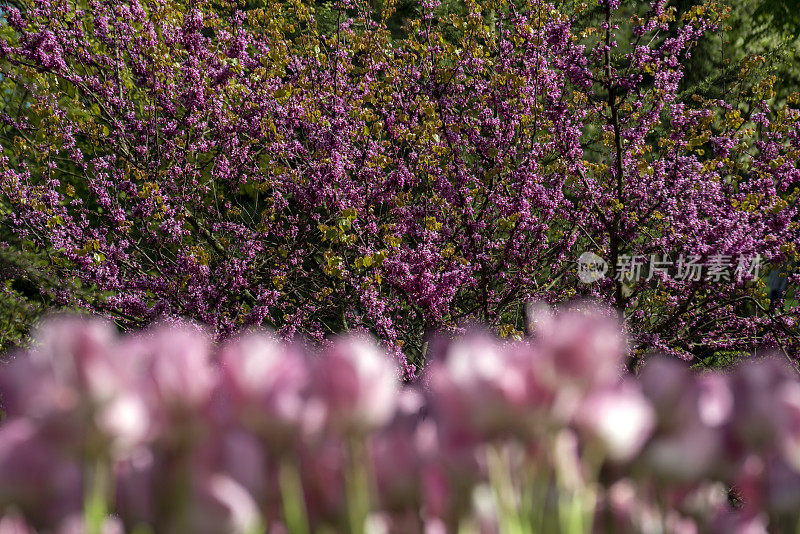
1;309;799;532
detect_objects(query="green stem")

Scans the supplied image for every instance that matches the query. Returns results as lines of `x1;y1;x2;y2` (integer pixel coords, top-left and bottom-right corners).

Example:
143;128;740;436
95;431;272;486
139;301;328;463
84;458;109;534
487;445;529;534
279;458;310;534
345;436;371;534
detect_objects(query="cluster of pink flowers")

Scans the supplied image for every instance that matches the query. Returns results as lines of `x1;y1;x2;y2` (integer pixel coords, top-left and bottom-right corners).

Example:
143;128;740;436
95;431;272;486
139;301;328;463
2;310;800;532
2;0;798;372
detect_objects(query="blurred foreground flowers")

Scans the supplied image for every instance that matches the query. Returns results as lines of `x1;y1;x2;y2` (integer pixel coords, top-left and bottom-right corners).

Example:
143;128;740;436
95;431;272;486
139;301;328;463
1;309;800;533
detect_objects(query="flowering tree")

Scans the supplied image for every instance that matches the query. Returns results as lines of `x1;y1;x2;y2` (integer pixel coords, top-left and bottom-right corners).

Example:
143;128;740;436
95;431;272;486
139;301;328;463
0;0;798;374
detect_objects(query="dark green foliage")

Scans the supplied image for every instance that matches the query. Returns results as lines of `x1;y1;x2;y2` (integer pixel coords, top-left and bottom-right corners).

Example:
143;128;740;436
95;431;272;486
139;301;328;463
754;0;800;36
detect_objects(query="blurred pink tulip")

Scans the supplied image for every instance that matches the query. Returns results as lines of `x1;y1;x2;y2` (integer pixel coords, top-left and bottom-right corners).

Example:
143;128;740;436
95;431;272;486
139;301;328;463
637;358;731;481
0;514;34;534
696;373;733;428
638;356;695;428
28;316;117;395
97;391;151;456
0;419;82;526
427;333;519;441
538;306;626;387
729;358;794;454
0;319;135;452
0;355;81;444
0;354;63;419
312;335;399;434
575;381;655;462
427;333;553;442
775;380;800;471
220;333;311;446
144;325;216;409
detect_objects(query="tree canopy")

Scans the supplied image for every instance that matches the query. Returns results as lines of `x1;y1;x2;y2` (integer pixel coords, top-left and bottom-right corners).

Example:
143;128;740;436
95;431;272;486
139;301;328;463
1;0;799;373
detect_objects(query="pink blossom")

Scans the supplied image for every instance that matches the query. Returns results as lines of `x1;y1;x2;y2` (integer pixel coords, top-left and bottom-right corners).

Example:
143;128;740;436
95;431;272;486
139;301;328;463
575;381;655;462
312;335;399;434
220;333;311;446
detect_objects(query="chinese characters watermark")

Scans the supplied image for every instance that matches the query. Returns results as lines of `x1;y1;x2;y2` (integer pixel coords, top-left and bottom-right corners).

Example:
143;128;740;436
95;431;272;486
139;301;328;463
577;253;762;284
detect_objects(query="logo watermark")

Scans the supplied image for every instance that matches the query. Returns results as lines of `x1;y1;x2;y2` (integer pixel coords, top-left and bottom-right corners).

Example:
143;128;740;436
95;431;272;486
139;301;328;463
577;252;609;283
577;253;762;284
